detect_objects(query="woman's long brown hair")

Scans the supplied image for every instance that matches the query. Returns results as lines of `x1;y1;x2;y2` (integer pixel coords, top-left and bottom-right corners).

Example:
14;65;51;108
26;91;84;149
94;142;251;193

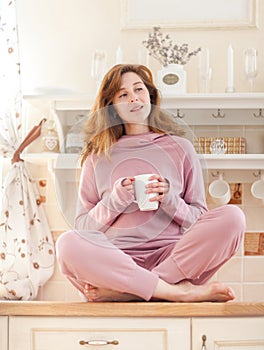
81;64;184;165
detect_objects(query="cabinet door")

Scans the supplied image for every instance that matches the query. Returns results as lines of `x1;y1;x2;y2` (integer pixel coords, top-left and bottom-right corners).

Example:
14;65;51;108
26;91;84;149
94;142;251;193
9;316;190;350
192;317;264;350
0;317;8;350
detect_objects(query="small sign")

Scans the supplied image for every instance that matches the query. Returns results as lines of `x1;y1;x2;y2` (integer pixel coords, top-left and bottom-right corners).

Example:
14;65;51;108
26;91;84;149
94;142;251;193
157;64;186;95
163;73;179;85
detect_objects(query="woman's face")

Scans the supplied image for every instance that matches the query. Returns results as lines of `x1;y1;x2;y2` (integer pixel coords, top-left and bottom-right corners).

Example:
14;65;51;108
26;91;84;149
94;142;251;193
112;72;151;129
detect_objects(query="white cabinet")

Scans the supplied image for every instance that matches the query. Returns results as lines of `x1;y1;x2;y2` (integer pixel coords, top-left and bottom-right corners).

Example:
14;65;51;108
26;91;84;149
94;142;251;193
192;317;264;350
9;316;190;350
8;315;264;350
0;317;8;350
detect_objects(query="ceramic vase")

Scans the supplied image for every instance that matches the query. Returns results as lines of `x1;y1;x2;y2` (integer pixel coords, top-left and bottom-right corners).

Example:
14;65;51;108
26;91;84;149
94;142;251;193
157;63;186;96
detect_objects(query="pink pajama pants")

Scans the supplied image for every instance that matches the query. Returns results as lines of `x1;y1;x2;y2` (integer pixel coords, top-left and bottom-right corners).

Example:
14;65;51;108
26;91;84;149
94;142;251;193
56;205;245;301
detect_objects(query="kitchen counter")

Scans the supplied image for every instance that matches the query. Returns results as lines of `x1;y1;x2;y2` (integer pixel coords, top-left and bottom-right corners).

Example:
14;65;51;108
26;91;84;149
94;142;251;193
1;301;264;317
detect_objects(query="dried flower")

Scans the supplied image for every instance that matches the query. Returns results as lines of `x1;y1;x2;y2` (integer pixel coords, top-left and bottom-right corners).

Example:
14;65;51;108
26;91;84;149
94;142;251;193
142;27;201;66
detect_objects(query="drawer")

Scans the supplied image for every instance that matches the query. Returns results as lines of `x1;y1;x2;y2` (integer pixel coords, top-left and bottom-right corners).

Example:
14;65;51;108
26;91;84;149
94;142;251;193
9;316;190;350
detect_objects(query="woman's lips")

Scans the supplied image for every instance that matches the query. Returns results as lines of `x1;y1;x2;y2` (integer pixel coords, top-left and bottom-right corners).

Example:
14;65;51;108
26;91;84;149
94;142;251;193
130;105;143;112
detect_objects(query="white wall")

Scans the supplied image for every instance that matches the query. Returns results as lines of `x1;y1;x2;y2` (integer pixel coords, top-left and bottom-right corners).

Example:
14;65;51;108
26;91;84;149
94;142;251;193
16;0;264;95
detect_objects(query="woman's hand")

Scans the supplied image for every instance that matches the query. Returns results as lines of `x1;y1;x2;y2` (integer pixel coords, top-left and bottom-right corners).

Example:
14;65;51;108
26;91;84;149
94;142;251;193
146;174;170;202
121;177;135;195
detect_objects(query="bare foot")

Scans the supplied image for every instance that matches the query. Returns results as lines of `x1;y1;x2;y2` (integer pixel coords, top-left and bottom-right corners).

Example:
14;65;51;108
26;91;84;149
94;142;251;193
153;280;235;302
83;284;143;302
82;280;235;303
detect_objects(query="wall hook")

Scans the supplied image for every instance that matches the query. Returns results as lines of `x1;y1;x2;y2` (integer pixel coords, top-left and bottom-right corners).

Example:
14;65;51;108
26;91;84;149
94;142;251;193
212;109;225;118
253;109;264;118
211;171;222;178
175;109;185;118
253;170;262;178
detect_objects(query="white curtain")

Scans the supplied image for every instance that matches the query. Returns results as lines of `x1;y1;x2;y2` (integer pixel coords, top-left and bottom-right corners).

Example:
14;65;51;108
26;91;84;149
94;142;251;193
0;0;55;300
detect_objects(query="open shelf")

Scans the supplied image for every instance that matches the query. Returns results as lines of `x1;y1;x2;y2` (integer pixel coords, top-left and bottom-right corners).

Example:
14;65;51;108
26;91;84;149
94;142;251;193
22;94;264;186
21;153;81;169
22;153;264;171
199;154;264;170
23;92;264;110
161;93;264;109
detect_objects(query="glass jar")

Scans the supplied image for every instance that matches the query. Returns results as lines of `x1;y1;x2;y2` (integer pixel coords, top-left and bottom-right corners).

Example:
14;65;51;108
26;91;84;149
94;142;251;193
65;115;86;154
42;120;60;153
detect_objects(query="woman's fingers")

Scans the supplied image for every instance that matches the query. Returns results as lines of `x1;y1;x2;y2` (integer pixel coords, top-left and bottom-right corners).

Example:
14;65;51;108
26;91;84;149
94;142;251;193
146;175;169;195
121;177;135;194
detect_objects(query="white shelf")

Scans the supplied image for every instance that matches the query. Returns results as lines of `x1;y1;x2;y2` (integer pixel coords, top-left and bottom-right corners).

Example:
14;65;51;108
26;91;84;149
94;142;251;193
199;154;264;170
20;152;58;165
23;92;264;110
161;93;264;109
23;93;94;111
22;153;264;170
21;153;81;169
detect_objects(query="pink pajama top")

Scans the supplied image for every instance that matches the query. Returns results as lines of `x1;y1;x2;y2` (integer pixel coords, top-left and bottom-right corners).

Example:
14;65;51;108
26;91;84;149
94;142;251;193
75;132;208;251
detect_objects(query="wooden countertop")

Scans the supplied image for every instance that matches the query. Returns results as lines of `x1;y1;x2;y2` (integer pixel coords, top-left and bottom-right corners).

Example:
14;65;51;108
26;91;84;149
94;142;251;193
1;301;264;317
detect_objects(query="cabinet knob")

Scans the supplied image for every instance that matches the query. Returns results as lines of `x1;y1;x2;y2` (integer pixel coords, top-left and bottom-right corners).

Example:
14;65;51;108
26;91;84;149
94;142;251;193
201;334;207;350
79;339;119;346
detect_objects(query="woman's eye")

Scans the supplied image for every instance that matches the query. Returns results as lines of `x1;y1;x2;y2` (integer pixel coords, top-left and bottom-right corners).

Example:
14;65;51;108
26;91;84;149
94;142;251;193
119;93;127;98
136;87;143;92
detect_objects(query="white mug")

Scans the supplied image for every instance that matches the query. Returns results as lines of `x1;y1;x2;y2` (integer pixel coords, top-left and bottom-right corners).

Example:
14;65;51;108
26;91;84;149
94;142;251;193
209;175;231;205
134;174;159;211
251;175;264;204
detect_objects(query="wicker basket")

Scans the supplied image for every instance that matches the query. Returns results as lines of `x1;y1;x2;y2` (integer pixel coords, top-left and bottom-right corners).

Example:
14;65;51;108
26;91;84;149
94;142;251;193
194;137;246;154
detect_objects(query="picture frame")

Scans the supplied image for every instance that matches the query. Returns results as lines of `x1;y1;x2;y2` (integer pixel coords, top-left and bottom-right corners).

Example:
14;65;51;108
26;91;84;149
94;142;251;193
120;0;259;30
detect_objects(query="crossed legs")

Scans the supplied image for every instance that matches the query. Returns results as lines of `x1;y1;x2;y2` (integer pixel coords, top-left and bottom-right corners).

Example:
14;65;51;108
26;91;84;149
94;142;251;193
56;205;245;302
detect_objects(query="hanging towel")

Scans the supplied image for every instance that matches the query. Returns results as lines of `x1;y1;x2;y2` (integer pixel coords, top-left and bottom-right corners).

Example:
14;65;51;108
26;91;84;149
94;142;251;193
0;115;55;300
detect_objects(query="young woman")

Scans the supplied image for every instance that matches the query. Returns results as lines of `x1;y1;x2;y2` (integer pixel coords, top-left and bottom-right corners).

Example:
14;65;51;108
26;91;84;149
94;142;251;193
56;64;246;302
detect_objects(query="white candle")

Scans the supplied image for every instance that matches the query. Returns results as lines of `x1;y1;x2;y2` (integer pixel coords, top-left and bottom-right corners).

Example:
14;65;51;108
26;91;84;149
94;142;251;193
116;46;123;64
227;44;234;90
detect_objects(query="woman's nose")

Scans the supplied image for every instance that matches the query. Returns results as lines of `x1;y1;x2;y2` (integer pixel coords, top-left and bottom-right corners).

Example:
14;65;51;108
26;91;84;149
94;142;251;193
130;96;138;103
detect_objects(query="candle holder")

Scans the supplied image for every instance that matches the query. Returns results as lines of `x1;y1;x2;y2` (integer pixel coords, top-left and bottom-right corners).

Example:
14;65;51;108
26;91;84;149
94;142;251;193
198;48;212;93
226;44;234;93
91;51;107;92
225;86;235;93
244;48;257;92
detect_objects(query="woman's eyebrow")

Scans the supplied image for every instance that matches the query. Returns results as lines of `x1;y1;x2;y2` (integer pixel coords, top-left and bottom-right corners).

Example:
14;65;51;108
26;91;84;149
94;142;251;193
118;81;144;91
